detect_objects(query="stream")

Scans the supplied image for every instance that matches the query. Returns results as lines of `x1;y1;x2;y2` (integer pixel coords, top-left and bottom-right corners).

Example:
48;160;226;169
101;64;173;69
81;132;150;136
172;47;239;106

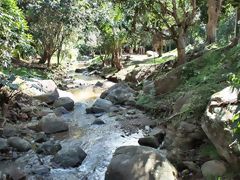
48;62;144;179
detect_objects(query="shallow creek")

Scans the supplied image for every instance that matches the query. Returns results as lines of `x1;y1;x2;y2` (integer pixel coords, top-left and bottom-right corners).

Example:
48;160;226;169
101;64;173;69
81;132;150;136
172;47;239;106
49;63;143;179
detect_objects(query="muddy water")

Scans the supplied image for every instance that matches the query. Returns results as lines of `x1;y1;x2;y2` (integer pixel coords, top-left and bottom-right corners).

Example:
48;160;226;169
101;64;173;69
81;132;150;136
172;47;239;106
50;63;143;180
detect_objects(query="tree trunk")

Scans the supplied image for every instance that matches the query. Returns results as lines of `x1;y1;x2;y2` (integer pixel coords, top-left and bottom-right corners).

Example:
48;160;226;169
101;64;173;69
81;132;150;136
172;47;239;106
235;7;240;39
176;32;186;66
57;36;65;66
206;0;223;44
39;50;51;65
158;39;163;57
113;49;122;71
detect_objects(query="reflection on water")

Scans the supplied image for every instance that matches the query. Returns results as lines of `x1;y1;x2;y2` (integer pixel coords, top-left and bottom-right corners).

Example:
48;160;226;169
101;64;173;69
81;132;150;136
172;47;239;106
68;86;103;104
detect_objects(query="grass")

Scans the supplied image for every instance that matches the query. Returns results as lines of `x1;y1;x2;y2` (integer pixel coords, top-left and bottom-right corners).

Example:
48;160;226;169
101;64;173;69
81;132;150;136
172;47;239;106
0;66;49;79
145;54;176;65
136;44;240;123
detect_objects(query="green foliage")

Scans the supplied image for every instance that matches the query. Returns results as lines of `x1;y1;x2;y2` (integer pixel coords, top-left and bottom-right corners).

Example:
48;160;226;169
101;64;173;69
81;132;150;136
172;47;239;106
0;0;32;64
0;73;18;91
21;0;86;65
231;112;240;141
199;144;220;159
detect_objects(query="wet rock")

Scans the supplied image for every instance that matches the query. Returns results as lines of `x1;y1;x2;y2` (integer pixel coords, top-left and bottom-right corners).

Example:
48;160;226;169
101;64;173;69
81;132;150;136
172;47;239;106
92;119;105;125
75;68;85;73
100;83;136;105
105;146;177;180
35;89;59;104
201;160;226;178
53;107;69;116
31;166;50;176
138;136;160;148
0;138;8;151
51;145;87;168
95;81;103;87
7;137;31;152
53;97;74;111
40;118;69;134
149;127;166;144
201;86;240;166
36;141;61;155
86;98;112;114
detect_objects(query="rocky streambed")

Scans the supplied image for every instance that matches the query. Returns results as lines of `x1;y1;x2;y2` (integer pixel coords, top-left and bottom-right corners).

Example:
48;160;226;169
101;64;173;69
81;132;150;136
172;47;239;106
0;62;173;180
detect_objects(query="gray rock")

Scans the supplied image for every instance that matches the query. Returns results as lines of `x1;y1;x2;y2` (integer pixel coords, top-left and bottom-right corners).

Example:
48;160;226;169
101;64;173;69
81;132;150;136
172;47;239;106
51;145;87;168
75;68;85;73
31;166;50;175
35;89;59;104
5;167;26;180
2;125;19;137
7;137;31;152
95;81;103;87
53;107;69;116
53;97;74;111
105;146;177;180
138;136;160;148
40;119;68;134
100;83;136;104
201;160;226;178
36;141;61;155
86;98;112;114
92;119;105;125
0;138;8;151
201;86;240;167
149;127;166;144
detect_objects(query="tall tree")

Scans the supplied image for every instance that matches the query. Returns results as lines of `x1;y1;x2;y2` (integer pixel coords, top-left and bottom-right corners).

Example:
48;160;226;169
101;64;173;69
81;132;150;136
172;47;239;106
21;0;84;67
206;0;223;44
0;0;31;65
150;0;197;65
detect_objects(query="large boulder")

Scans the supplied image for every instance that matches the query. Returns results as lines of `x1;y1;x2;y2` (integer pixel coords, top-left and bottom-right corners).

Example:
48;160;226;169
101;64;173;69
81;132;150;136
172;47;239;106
201;86;240;167
39;114;69;134
36;141;62;155
105;146;177;180
86;98;112;114
7;137;31;152
35;88;59;104
138;136;160;148
100;83;136;105
51;144;87;168
21;79;57;96
201;160;227;178
53;97;74;111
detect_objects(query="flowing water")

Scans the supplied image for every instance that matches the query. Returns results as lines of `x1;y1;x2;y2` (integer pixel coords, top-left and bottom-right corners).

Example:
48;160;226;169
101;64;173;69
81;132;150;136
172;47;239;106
49;62;143;180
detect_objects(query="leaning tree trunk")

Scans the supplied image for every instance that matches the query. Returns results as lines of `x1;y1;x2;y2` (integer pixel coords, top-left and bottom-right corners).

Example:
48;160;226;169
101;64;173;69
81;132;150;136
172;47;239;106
206;0;223;44
175;31;186;66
